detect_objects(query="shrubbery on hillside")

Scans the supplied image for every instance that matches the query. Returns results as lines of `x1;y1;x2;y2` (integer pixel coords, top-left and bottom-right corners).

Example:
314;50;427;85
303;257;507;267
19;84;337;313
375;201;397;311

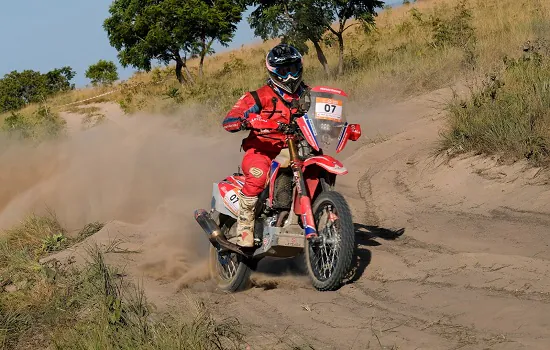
2;0;550;167
0;67;75;113
0;0;492;132
1;105;66;141
112;0;480;122
442;39;550;164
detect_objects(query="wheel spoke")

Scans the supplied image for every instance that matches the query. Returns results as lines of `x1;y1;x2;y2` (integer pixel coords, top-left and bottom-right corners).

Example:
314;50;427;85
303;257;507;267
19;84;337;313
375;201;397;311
216;251;241;281
309;200;344;282
321;245;329;279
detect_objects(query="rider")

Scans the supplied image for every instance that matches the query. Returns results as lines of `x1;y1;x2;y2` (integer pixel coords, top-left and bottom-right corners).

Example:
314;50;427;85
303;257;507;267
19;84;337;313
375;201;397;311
222;44;309;248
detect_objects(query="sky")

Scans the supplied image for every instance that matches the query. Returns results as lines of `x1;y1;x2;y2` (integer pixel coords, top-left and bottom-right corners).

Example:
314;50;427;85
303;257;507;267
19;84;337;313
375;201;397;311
0;0;404;87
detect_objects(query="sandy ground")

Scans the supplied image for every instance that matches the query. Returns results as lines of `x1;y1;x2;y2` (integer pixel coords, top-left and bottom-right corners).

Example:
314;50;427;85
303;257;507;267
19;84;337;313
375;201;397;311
3;86;550;349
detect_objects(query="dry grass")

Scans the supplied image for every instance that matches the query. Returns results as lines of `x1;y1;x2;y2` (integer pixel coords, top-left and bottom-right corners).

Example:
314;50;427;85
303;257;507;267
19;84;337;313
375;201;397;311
0;212;242;349
1;105;66;141
441;39;550;164
1;210;66;252
84;0;550;123
2;0;550;158
440;0;550;164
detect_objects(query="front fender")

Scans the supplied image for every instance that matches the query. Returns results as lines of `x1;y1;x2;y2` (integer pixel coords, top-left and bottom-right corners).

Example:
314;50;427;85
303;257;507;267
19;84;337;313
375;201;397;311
302;155;348;175
294;155;347;216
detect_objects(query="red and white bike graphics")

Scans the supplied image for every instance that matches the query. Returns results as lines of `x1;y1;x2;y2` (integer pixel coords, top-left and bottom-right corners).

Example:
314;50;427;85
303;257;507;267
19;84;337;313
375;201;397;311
214;86;359;221
195;85;363;292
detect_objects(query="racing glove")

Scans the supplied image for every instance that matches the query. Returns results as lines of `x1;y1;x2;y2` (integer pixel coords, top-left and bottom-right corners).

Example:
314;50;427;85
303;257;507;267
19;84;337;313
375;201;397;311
245;115;279;132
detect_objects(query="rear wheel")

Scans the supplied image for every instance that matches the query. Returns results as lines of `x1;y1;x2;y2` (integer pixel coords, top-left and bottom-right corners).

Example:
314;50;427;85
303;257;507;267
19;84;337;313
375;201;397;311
208;221;253;292
305;191;355;291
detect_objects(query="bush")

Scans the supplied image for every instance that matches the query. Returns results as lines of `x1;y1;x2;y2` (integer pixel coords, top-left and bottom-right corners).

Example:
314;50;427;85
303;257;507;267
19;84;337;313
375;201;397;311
428;0;477;67
214;54;247;79
0;67;75;113
73;106;106;129
1;105;66;140
441;40;550;164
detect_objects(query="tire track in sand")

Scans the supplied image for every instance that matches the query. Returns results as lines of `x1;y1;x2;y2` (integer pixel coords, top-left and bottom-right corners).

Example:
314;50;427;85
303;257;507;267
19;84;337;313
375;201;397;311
195;86;550;349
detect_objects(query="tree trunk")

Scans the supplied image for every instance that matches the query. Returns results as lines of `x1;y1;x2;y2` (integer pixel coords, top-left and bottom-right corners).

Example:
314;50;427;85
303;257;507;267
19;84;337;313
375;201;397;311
199;38;214;79
174;54;194;85
199;37;206;78
336;33;345;76
312;40;330;77
199;53;205;78
184;65;194;84
175;57;185;85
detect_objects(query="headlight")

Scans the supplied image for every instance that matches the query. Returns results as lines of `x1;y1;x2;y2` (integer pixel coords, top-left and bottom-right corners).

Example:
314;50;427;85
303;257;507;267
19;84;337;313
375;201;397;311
319;123;331;131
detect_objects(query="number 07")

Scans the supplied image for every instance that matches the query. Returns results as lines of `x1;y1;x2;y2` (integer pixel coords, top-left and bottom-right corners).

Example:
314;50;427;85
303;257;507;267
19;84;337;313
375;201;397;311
324;104;336;113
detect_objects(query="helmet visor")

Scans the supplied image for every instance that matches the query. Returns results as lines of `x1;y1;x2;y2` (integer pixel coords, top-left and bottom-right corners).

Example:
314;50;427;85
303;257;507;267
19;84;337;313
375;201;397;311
273;62;302;79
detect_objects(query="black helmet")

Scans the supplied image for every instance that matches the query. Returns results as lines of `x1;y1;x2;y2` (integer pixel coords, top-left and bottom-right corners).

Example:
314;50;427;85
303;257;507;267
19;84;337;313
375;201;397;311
265;44;303;94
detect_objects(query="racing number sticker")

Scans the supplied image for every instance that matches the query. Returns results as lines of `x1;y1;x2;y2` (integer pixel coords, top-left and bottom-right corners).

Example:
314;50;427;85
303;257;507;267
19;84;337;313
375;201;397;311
315;97;343;121
223;189;240;215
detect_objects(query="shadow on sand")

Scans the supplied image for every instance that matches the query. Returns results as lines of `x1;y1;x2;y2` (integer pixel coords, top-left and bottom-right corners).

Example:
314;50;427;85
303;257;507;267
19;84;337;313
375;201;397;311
344;223;405;285
250;223;405;289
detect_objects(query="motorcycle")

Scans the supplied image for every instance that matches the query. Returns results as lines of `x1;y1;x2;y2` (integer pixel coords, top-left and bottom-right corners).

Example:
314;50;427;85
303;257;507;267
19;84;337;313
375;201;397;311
194;85;362;292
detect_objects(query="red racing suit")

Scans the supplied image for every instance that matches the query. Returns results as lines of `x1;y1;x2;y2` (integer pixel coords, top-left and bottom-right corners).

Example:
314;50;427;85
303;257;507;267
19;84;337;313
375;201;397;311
223;82;307;197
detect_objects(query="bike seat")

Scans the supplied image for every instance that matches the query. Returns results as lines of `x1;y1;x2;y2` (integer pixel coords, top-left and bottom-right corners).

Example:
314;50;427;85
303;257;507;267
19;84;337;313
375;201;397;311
274;148;290;168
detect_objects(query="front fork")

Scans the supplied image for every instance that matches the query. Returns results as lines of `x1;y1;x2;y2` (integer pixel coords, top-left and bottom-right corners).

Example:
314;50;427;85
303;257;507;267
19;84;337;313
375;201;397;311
288;137;318;239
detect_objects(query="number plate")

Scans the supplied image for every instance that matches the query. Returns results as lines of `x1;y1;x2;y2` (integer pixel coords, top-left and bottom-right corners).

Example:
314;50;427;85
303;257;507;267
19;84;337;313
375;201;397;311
315;97;343;121
223;189;239;215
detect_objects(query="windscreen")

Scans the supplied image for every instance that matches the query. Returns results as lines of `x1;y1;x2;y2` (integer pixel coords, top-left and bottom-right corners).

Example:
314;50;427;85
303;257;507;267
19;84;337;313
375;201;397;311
307;90;347;151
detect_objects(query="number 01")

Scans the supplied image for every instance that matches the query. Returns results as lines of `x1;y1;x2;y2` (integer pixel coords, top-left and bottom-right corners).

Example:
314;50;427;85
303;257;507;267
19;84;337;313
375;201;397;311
229;194;238;203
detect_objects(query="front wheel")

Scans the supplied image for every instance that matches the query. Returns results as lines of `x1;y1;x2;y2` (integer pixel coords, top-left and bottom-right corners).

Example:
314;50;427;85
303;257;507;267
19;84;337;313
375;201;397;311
305;191;355;291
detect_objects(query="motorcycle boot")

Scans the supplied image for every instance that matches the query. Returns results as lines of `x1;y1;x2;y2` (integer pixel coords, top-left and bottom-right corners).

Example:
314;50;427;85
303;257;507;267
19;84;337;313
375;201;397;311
236;191;257;247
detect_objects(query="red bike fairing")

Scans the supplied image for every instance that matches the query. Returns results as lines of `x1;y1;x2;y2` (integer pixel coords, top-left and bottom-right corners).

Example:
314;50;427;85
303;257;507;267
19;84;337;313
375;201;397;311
292;155;348;217
295;115;320;151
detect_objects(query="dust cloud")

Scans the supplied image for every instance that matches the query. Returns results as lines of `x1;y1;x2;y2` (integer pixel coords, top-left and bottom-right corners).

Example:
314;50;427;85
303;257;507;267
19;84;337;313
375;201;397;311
0;112;242;284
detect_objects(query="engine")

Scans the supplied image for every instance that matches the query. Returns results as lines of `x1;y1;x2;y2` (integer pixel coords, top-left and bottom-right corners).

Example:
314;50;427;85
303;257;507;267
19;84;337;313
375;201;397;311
272;140;314;211
272;168;293;210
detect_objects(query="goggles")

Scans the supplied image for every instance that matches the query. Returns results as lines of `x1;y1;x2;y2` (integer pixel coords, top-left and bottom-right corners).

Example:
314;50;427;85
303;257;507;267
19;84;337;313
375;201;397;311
273;62;302;79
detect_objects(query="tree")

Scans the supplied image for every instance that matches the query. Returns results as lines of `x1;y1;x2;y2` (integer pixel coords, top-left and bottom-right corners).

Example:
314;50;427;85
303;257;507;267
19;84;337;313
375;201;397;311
85;60;119;86
0;70;47;111
249;0;331;76
249;0;384;76
45;67;76;93
103;0;245;84
192;1;245;77
0;67;75;112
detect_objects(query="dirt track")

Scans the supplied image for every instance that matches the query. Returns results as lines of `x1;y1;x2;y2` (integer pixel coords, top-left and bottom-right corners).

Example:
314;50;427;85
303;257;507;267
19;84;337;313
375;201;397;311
194;86;550;350
5;86;550;349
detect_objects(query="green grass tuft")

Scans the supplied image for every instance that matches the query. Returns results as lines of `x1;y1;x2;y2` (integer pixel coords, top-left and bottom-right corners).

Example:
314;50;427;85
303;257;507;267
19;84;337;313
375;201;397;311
441;38;550;165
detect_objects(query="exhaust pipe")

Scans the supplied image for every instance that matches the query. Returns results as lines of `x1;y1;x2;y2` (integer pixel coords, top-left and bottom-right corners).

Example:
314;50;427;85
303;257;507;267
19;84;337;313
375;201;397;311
194;209;250;257
194;209;223;244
